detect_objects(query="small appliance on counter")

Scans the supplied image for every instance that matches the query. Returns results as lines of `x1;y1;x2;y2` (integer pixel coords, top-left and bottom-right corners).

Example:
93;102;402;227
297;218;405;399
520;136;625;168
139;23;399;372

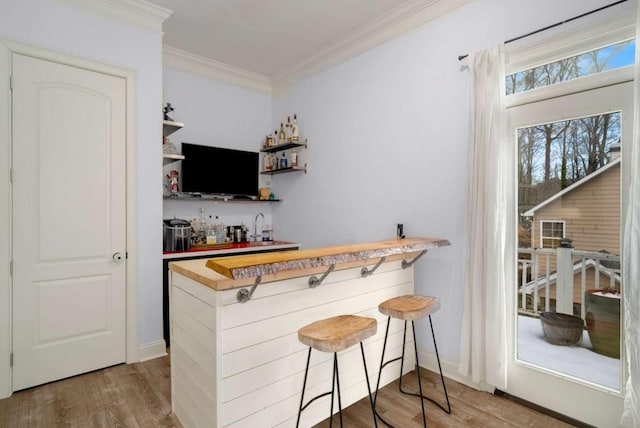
163;218;192;252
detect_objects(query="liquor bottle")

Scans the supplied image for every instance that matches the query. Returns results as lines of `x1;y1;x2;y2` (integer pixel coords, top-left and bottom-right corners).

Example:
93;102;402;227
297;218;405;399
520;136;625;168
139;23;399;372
291;114;299;142
264;153;272;171
291;149;298;167
278;123;285;145
280;153;288;169
286;116;292;143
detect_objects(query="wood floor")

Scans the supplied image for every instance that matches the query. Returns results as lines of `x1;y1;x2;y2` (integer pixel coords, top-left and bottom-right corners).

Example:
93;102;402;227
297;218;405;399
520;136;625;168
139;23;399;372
0;355;576;428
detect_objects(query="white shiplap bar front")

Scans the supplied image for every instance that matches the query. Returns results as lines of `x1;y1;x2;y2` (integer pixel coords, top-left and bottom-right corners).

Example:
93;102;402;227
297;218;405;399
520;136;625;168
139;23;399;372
168;238;449;428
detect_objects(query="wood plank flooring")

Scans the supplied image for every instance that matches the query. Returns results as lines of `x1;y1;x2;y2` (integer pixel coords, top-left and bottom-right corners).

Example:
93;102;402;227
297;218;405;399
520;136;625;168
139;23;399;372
0;355;576;428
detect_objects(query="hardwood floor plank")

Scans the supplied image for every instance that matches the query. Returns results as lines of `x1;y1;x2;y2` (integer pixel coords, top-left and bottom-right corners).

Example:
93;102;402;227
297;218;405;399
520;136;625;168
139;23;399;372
0;354;574;428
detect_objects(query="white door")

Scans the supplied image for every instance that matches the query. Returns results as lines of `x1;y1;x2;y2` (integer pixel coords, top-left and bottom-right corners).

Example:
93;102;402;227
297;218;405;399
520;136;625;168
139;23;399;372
506;81;630;426
11;53;127;390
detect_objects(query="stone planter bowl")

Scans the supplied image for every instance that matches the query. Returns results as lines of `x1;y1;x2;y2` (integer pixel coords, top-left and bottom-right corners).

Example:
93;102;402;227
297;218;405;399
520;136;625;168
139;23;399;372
539;312;584;346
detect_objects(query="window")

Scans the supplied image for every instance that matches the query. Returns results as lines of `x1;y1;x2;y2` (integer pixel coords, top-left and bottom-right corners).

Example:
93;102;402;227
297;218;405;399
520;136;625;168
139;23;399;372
540;220;565;248
507;39;635;95
508;12;632;395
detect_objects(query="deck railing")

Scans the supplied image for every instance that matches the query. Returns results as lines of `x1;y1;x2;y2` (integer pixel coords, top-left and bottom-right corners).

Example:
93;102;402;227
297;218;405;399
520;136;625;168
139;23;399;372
517;247;621;319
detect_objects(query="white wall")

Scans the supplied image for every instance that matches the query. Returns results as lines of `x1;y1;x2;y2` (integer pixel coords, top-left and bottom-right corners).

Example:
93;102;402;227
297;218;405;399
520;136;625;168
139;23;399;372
0;0;163;348
271;0;614;365
162;68;274;232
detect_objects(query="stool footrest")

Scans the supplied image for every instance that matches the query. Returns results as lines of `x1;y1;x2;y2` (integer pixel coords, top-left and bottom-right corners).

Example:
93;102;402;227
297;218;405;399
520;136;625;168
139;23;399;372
300;390;333;413
399;380;452;415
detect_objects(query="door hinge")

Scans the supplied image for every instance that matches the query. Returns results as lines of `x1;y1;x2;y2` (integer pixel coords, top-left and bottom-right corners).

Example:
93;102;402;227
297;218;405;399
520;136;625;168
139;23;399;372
9;353;13;367
126;252;128;259
9;168;13;183
9;75;12;91
9;260;12;276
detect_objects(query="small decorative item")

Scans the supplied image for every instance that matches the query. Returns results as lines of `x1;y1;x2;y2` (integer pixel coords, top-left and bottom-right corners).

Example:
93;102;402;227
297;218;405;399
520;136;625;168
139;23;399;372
163;103;175;121
259;187;271;200
167;170;179;193
162;135;177;154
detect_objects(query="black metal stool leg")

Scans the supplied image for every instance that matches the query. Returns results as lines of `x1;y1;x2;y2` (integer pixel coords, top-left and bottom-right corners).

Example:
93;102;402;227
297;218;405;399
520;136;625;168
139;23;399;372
373;317;403;428
398;316;451;415
412;320;428;427
360;342;378;428
374;316;391;409
296;347;313;428
429;315;451;414
397;320;408;393
334;352;343;427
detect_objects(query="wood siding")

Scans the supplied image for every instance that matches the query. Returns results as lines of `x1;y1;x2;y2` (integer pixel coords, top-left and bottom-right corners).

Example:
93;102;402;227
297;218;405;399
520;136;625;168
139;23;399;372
533;164;620;254
170;260;415;428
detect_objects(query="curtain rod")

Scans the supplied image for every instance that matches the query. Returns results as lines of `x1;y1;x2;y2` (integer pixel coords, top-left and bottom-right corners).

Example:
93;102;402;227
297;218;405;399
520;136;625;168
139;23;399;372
457;0;629;61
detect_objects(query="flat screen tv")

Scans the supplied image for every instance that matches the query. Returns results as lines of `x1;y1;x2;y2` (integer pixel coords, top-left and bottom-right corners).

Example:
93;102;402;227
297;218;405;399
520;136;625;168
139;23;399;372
180;143;259;197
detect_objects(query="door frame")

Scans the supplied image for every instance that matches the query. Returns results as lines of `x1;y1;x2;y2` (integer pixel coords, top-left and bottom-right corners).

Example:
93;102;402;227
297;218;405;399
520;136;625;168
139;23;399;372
505;80;631;426
0;39;139;398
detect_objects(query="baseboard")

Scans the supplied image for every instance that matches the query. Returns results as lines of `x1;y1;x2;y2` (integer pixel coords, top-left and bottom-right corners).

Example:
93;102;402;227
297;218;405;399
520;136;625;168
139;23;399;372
417;349;493;392
139;339;168;362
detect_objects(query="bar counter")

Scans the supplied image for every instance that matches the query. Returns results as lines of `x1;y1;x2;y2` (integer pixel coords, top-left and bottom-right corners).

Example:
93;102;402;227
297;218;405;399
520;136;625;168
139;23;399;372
168;237;449;428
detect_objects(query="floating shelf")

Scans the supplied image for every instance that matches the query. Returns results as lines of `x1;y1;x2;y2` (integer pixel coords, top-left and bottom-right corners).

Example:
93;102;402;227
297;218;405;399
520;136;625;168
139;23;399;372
260;165;307;175
164;193;281;203
163;120;184;136
260;140;307;153
163;153;185;165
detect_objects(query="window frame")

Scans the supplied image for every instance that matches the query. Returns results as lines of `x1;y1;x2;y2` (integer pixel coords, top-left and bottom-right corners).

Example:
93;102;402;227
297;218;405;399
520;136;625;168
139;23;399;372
506;12;635;108
539;220;566;249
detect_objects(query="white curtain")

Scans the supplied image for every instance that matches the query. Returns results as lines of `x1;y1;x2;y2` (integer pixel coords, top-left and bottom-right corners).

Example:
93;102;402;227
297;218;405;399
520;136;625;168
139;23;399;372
458;45;509;390
620;5;640;426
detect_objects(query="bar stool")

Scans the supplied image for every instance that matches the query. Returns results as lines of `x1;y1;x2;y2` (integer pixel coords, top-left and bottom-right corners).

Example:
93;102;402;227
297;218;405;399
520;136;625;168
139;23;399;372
296;315;378;428
374;295;451;427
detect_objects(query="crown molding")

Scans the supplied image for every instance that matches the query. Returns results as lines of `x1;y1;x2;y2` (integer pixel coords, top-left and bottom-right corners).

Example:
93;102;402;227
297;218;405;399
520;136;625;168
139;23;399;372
161;0;469;95
55;0;172;33
163;46;272;95
272;0;471;93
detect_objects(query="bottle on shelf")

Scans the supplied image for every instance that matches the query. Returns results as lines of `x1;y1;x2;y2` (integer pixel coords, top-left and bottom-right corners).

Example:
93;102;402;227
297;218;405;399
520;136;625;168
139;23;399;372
286;116;292;143
278;123;286;145
280;152;288;169
199;208;208;244
291;114;299;142
291;149;298;167
264;153;272;171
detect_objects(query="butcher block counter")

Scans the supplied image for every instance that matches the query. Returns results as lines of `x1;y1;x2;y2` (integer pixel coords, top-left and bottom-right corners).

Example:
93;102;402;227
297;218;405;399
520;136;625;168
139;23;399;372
168;237;449;428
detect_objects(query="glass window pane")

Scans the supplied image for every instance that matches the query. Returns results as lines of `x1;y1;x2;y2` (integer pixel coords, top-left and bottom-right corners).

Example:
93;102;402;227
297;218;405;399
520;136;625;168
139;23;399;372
507;40;635;95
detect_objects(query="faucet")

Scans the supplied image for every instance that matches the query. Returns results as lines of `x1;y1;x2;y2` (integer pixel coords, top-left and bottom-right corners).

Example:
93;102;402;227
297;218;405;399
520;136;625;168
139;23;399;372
252;213;265;242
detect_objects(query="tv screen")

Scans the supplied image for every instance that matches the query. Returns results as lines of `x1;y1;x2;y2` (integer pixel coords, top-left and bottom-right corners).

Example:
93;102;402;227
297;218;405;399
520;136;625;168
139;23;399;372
180;143;259;197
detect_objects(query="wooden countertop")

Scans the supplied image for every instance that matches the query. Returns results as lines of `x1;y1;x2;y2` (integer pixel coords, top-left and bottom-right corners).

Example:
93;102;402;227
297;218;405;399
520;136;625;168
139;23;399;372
169;237;449;291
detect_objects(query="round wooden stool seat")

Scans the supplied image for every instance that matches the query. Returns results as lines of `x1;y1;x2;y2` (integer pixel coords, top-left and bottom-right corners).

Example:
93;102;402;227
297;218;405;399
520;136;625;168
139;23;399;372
379;295;440;321
298;315;377;353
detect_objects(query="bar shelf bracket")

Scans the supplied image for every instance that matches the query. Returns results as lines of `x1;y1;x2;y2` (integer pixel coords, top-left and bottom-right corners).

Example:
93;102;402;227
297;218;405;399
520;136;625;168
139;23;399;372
237;275;262;303
361;257;386;278
402;250;428;269
308;264;335;288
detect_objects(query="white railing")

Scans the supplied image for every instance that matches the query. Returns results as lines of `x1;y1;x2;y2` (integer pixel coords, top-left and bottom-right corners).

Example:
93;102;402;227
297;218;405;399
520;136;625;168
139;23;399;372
517;247;621;319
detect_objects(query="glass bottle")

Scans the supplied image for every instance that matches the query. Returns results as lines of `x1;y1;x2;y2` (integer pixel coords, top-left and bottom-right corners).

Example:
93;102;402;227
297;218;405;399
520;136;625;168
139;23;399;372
278;123;286;145
291;114;299;142
286;116;292;143
291;149;298;167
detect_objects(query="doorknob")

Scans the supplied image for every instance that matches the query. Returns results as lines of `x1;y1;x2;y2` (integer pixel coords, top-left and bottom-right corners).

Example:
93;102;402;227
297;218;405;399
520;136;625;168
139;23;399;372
112;252;124;262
